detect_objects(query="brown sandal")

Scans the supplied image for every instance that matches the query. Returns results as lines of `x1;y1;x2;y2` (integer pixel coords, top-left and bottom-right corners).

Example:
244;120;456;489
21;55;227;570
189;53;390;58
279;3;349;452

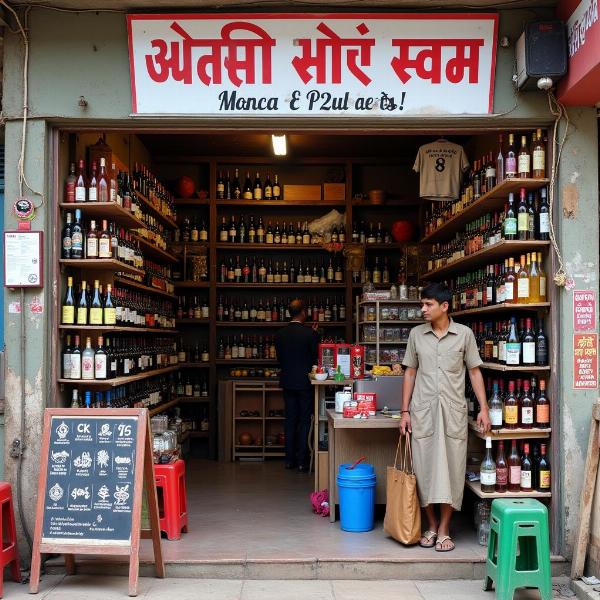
419;530;438;548
435;535;455;552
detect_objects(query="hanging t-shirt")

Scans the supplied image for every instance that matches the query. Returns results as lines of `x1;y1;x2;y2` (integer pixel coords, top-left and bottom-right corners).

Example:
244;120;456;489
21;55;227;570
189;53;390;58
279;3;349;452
413;140;470;201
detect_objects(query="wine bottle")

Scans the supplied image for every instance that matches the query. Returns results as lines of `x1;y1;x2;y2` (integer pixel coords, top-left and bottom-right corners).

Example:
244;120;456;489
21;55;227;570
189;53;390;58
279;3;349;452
75;159;87;202
522;318;536;365
537;443;551;492
505;134;517;178
98;219;111;259
63;335;72;379
95;336;108;380
504;380;518;429
517;187;529;240
104;283;116;325
536;379;550;427
89;279;103;325
520;443;533;491
88;161;98;202
533;129;546;179
253;172;263;201
495;440;508;493
520;379;534;428
81;336;95;380
538;188;550;241
87;220;99;259
488;381;503;430
71;209;84;259
98;158;109;202
504;193;517;240
480;437;496;493
508;439;521;492
506;318;521;366
272;174;281;200
518;135;531;178
62;277;76;324
77;280;89;325
536;318;549;366
70;335;82;380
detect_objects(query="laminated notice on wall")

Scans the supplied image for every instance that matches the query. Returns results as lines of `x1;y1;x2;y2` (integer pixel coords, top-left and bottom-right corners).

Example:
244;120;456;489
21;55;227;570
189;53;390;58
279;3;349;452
573;333;598;389
4;231;43;288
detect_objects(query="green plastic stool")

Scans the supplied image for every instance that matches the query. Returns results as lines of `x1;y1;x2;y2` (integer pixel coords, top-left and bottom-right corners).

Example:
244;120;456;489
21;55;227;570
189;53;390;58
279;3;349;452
484;498;551;600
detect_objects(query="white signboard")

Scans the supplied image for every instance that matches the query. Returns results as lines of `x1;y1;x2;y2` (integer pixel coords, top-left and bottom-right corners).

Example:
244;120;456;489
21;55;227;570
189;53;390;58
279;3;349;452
4;231;43;288
128;13;498;116
567;0;599;57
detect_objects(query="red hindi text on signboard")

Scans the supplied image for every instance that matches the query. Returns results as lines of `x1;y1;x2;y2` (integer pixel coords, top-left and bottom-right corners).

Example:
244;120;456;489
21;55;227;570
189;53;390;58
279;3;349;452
573;333;598;389
574;290;596;331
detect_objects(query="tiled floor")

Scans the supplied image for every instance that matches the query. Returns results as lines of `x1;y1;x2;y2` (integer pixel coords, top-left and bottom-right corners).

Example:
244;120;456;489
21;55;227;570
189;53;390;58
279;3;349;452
138;459;486;563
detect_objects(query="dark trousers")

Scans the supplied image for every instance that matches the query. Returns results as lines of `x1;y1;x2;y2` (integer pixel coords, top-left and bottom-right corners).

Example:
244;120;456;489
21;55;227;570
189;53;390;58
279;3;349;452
283;388;313;467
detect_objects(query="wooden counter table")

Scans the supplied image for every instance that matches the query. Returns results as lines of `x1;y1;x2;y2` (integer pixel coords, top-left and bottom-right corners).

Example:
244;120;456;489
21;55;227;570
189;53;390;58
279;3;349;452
326;408;400;523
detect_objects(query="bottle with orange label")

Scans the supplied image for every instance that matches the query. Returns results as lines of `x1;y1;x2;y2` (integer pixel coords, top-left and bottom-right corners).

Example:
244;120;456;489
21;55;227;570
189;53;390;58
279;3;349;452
503;380;519;429
537;443;551;492
535;379;550;427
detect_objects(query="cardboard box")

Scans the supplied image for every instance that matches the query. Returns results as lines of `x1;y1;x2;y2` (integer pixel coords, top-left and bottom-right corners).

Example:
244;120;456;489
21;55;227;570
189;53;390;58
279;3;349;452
323;183;346;201
283;184;321;202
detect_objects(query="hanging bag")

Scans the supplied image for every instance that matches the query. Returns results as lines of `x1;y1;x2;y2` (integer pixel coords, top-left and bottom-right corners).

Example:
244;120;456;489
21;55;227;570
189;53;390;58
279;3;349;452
383;432;421;545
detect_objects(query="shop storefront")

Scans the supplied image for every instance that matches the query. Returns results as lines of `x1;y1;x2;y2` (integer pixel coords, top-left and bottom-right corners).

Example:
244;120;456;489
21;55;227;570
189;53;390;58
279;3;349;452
1;4;599;577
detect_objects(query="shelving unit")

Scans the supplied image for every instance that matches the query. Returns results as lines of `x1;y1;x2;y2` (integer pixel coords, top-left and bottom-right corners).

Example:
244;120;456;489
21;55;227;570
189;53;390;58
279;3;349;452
114;276;177;300
59;325;178;334
465;480;551;499
452;302;551;317
58;365;179;388
480;362;551;372
59;202;142;229
59;258;145;277
468;420;551;440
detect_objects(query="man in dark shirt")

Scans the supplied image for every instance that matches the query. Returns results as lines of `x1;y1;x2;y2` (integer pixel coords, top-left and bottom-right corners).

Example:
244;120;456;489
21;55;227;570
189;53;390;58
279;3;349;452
275;299;320;472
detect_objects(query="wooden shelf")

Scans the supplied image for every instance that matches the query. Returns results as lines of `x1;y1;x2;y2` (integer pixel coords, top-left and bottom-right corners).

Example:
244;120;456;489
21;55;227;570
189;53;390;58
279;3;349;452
59;259;144;277
149;397;180;416
358;320;424;325
465;480;551;499
130;233;178;263
176;319;210;325
452;302;551;317
114;276;177;301
174;281;210;289
217;200;345;207
421;178;550;244
58;365;179;388
422;240;551;279
216;282;346;289
358;300;421;305
216;321;346;328
178;362;211;368
134;191;178;229
174;197;210;206
215;243;333;251
59;325;177;334
216;359;278;365
170;242;209;253
361;341;409;345
59;202;142;229
468;420;551;440
480;362;551;372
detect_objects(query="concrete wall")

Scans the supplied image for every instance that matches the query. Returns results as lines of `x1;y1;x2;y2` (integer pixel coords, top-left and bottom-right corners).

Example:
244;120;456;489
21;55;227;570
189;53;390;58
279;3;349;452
1;6;599;562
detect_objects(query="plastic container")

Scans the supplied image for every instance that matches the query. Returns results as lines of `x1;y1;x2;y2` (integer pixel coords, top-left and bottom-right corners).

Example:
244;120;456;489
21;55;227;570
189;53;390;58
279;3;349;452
336;463;376;532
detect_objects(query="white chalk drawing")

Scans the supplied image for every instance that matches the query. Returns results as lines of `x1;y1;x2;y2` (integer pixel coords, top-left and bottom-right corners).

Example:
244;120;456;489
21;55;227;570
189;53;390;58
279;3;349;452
97;485;110;501
73;451;92;469
96;450;110;469
114;484;130;506
99;423;112;437
71;487;91;500
51;450;69;463
56;421;69;440
49;483;64;502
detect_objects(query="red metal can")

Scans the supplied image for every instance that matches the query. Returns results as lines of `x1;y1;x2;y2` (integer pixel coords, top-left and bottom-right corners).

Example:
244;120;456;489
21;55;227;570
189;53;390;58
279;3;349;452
351;344;365;380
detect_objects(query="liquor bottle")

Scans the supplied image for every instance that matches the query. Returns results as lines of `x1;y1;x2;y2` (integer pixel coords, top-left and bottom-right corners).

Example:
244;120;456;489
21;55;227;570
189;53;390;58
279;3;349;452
98;158;109;202
95;336;108;380
216;171;225;199
528;253;541;303
505;134;517;178
70;389;80;408
516;255;530;304
504;380;519;429
507;439;521;492
98;219;111;258
62;276;76;324
506;317;521;365
77;280;88;325
520;443;533;491
253;172;262;200
243;172;253;200
104;283;116;325
489;440;506;494
84;221;99;261
480;437;496;493
75;159;87;202
527;192;536;240
88;161;98;202
537;253;547;301
70;335;82;380
518;135;531;178
71;209;84;259
533;129;546;179
536;379;550;427
63;335;73;379
65;163;77;203
520;379;534;428
264;173;273;199
517;188;529;240
538;188;550;241
489;381;503;430
89;280;103;325
536;318;549;365
81;337;95;380
232;169;242;199
273;174;281;200
522;318;536;365
537;443;551;492
496;134;505;185
504;258;516;304
190;218;199;243
485;151;497;191
504;193;517;240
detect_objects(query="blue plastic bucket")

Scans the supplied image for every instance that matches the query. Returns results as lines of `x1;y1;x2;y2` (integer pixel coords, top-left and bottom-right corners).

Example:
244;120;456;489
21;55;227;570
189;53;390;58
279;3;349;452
336;463;376;532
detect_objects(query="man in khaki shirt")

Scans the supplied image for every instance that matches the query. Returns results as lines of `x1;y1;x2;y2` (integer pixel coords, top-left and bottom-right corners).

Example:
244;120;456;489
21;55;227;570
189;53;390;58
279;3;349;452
400;282;491;552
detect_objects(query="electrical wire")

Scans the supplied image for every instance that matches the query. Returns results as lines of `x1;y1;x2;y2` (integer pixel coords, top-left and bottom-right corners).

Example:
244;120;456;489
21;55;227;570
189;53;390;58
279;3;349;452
546;90;569;287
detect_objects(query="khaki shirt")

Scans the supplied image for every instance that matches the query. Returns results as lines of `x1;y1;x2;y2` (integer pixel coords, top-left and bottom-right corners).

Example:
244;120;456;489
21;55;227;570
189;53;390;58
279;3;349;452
402;319;482;436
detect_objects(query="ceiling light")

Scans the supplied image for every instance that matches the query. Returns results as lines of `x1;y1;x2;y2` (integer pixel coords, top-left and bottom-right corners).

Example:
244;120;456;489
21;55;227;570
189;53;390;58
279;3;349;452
272;134;287;156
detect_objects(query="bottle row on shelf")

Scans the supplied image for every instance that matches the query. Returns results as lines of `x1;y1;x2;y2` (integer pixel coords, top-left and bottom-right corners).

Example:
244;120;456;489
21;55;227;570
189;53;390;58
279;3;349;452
62;335;178;381
176;341;210;363
218;256;345;284
62;277;176;328
175;372;210;398
217;169;282;201
469;317;548;366
450;253;548;311
217;336;278;361
478;438;550;494
216;296;347;323
425;130;547;236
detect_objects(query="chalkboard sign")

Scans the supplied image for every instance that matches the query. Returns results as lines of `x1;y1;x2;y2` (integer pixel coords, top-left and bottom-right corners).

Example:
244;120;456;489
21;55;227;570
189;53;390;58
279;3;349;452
42;415;138;543
30;409;164;597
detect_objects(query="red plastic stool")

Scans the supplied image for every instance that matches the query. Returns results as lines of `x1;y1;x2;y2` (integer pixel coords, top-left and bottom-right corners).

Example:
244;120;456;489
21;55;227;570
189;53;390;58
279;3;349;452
0;483;21;597
154;460;188;541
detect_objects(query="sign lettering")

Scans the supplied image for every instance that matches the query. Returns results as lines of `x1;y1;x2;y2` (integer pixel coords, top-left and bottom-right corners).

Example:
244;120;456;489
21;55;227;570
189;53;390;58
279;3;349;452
574;290;597;332
573;333;599;389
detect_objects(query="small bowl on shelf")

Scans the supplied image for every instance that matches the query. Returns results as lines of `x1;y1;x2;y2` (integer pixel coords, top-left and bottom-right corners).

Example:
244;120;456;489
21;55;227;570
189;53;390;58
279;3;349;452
314;372;328;381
